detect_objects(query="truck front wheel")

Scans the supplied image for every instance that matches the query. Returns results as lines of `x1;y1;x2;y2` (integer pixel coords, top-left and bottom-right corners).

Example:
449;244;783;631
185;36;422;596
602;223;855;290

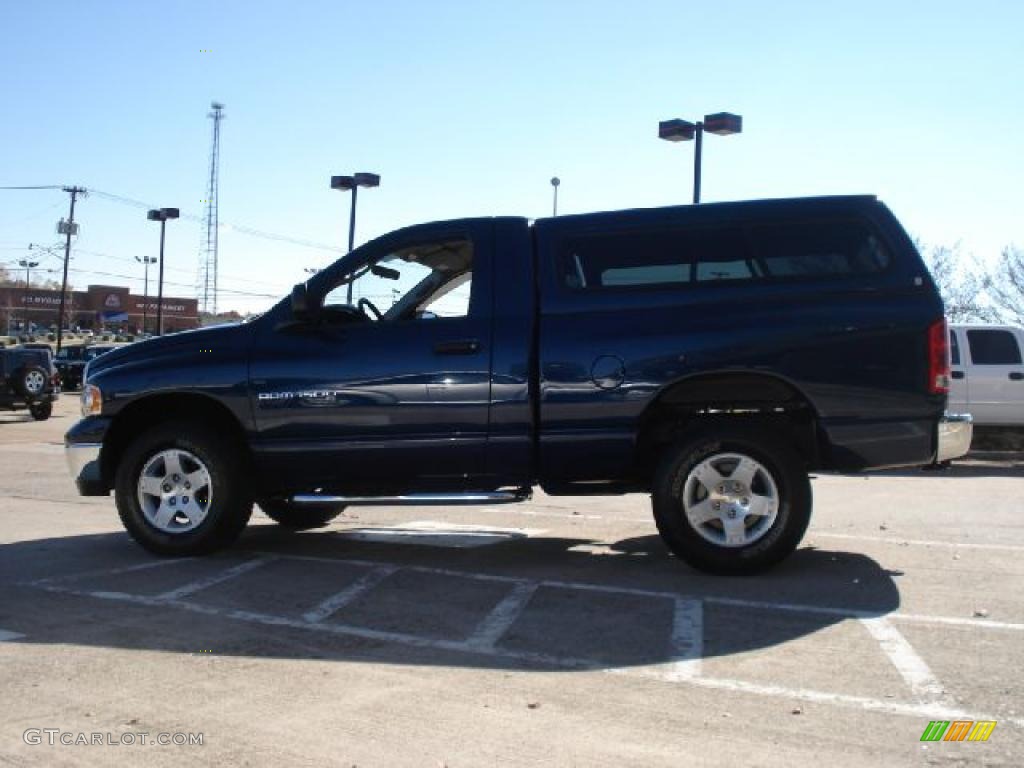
114;422;253;556
652;425;811;575
257;500;346;530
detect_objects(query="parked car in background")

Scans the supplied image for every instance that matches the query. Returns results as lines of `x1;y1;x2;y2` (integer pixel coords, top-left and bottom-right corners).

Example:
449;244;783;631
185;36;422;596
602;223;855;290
1;346;59;420
55;344;118;390
949;324;1024;426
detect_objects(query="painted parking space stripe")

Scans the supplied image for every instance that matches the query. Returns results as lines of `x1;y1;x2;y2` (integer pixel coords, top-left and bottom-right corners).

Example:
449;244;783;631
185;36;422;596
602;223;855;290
860;617;949;704
0;629;26;642
301;565;400;624
26;579;1024;730
666;598;703;680
464;581;540;650
30;557;196;587
27;552;1024;633
811;532;1024;552
155;557;275;600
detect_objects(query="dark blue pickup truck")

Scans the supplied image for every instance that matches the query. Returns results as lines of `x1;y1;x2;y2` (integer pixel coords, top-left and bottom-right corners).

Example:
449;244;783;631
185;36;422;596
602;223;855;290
65;195;971;573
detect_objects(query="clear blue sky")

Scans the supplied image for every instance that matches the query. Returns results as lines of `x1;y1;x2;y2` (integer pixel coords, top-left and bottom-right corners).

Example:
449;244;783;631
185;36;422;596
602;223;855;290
1;0;1020;313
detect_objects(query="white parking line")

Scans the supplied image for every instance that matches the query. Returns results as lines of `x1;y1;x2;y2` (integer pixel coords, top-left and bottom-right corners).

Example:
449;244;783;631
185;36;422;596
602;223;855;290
890;612;1024;631
155;558;274;601
27;580;1024;729
464;582;540;650
859;617;949;704
0;629;25;642
811;532;1024;552
666;599;703;680
36;552;1024;633
301;565;400;624
30;557;195;587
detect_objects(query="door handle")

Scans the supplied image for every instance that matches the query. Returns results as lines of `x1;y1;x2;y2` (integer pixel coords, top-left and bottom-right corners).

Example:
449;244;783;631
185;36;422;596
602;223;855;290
951;370;965;380
433;339;480;355
1010;372;1024;381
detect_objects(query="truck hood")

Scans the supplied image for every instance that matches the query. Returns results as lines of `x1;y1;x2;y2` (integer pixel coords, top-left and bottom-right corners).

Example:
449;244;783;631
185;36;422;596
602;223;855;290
85;324;251;378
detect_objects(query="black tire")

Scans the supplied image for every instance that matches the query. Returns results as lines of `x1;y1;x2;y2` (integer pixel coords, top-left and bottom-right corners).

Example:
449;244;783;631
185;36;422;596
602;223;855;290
652;424;811;575
114;422;253;556
28;401;52;421
16;365;49;398
258;500;345;530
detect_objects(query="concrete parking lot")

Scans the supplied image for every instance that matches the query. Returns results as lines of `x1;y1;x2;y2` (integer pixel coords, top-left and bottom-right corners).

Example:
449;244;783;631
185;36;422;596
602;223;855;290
1;398;1022;766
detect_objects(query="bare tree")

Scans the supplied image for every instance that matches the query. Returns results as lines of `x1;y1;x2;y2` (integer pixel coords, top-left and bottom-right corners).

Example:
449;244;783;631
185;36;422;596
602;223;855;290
918;241;995;322
983;246;1024;326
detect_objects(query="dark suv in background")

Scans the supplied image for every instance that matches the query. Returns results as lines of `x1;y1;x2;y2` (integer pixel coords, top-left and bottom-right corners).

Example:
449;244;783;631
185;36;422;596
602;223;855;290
55;345;117;390
1;346;59;420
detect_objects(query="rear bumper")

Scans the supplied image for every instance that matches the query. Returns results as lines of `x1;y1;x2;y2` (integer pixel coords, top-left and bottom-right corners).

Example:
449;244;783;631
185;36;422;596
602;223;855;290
936;413;973;463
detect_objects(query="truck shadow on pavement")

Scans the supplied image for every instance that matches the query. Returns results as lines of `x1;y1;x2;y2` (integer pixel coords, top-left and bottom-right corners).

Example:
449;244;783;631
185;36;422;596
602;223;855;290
3;526;902;675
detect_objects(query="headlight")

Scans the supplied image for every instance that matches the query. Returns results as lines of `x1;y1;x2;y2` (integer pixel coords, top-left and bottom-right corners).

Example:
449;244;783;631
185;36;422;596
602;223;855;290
81;384;103;417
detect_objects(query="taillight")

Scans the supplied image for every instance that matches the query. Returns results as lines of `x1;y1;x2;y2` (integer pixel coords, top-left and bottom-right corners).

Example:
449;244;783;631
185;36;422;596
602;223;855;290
928;318;950;394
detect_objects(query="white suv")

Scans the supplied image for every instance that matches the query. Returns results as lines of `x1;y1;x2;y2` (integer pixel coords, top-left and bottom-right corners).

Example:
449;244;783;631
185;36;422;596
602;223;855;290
948;324;1024;426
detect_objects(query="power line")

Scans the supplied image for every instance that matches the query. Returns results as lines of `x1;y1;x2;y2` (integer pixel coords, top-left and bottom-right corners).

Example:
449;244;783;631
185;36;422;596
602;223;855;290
89;188;345;254
0;185;65;191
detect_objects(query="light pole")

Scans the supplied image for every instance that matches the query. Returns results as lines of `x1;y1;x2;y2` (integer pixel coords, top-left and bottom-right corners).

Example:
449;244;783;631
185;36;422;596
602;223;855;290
330;172;380;304
146;208;179;336
550;177;560;216
658;112;742;204
17;259;39;332
135;256;158;334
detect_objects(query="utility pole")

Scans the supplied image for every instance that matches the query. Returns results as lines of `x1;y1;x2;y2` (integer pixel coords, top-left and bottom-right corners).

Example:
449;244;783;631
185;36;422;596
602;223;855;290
56;186;86;353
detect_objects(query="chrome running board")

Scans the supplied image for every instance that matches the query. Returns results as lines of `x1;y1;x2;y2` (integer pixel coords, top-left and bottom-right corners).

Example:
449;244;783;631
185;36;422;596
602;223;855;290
290;490;531;506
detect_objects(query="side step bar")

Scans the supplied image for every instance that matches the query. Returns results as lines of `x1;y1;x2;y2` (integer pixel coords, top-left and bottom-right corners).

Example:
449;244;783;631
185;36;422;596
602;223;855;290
290;490;532;506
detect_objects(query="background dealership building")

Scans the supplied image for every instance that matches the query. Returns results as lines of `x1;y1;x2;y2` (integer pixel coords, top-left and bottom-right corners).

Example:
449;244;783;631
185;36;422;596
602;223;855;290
0;284;199;333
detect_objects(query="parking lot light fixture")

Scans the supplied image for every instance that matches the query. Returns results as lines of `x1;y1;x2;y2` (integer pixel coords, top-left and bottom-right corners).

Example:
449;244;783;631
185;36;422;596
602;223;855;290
330;172;380;303
658;112;742;204
146;208;179;336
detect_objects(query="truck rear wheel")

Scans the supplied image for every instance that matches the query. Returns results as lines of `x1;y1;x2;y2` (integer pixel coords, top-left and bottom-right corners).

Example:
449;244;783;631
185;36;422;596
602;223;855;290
114;422;252;556
258;500;345;530
652;425;811;575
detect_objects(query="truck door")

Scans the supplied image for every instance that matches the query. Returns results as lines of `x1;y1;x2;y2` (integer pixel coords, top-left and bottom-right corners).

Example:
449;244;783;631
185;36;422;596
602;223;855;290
963;327;1024;426
249;221;494;493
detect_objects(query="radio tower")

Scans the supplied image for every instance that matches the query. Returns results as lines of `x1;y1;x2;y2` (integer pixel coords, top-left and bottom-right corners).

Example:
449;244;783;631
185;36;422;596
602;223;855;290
198;101;224;316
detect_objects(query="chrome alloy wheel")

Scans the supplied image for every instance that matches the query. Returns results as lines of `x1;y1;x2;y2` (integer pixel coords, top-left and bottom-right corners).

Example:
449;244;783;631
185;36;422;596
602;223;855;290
682;452;779;548
136;449;213;533
24;370;46;395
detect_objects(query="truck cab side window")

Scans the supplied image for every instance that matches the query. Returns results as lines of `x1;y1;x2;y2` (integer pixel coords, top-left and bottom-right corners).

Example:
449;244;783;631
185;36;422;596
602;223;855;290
967;329;1022;365
321;239;474;322
949;330;960;366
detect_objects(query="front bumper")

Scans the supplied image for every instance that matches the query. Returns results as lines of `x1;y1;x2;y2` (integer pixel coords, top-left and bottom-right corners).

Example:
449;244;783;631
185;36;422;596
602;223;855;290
65;416;113;496
66;442;105;495
936;413;973;462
